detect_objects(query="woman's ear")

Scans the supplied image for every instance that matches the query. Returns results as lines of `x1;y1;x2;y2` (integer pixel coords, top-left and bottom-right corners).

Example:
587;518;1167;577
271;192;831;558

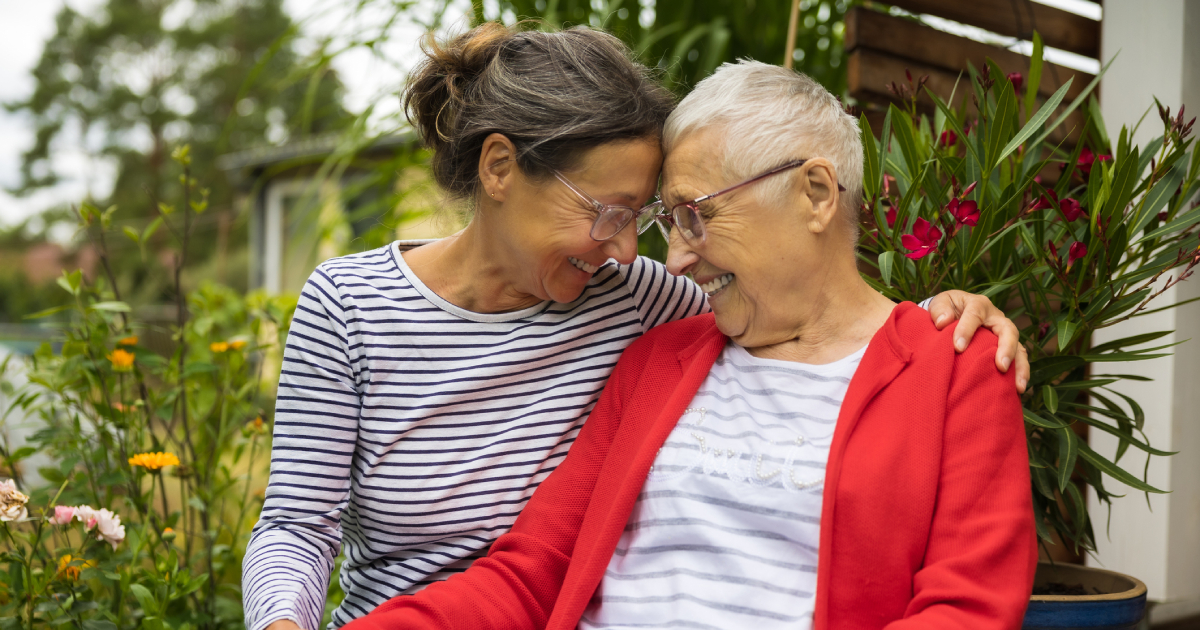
479;133;517;202
801;158;840;234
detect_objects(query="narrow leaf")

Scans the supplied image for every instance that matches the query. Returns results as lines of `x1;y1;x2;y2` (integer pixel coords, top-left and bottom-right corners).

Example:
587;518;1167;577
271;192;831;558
1077;439;1167;493
878;250;895;287
998;79;1073;166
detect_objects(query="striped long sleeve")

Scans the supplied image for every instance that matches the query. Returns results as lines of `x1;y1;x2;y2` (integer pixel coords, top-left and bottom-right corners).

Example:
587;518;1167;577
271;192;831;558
242;245;707;630
244;265;361;630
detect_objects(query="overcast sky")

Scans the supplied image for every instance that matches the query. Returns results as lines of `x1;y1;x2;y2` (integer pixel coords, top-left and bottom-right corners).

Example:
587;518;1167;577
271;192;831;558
0;0;1098;230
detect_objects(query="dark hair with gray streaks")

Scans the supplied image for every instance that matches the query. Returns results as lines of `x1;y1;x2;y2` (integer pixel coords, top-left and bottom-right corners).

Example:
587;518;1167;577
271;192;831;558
404;22;675;200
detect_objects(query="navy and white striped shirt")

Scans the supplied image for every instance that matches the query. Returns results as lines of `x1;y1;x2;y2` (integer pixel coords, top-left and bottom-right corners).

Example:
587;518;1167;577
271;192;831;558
242;242;707;630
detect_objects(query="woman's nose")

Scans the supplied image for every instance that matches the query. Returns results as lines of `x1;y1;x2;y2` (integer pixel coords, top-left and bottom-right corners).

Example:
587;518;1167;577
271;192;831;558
600;221;639;265
665;230;699;277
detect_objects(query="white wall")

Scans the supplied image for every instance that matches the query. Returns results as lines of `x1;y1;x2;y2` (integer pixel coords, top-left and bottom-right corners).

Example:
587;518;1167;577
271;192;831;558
1092;0;1200;621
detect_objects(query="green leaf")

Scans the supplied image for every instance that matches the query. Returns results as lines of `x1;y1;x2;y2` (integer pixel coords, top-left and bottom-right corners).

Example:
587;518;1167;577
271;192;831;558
1042;385;1059;414
128;583;158;615
89;301;131;313
1030;53;1116;149
23;304;71;319
997;78;1072;167
1135;179;1197;244
986;75;1018;171
1030;355;1085;385
860;114;880;200
1023;408;1068;429
142;216;164;242
1076;439;1167;493
1057;318;1078;351
878;250;895;287
1090;330;1173;354
56;269;83;296
1102;388;1146;430
1025;31;1044;115
123;226;141;243
1057;426;1078;491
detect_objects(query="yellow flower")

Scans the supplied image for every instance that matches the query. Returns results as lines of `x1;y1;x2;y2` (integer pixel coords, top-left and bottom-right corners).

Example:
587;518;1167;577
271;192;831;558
117;336;138;346
107;349;135;372
127;452;181;471
209;341;229;353
57;555;80;581
229;339;247;351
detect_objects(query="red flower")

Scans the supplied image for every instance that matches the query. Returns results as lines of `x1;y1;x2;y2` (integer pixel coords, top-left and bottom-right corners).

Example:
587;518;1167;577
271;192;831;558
947;198;980;227
1007;72;1024;93
1076;147;1112;177
1068;241;1088;266
1158;211;1169;222
885;205;897;228
939;129;958;148
1059;197;1086;222
1030;189;1059;212
901;218;943;259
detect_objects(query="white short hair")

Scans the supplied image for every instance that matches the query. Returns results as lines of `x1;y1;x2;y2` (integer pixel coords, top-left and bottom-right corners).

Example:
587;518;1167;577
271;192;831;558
663;60;863;238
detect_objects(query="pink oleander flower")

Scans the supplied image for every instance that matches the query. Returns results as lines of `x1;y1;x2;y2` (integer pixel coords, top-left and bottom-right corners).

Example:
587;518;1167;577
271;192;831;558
885;205;897;228
947;198;980;227
901;218;943;259
939;129;958;148
1060;197;1086;222
49;505;77;525
1068;241;1088;266
1076;147;1112;177
1008;72;1024;93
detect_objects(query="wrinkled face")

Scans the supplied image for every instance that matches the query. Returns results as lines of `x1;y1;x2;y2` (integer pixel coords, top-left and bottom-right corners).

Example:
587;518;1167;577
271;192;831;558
662;128;829;348
499;138;662;304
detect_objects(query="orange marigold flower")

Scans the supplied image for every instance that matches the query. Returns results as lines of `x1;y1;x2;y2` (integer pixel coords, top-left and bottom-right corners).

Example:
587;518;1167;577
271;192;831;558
57;555;81;581
117;336;138;346
127;452;181;471
107;349;135;372
210;341;229;353
229;339;247;351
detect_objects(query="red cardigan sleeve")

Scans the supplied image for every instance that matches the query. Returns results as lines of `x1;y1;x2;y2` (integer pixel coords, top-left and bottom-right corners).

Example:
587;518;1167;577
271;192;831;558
340;347;636;630
885;333;1037;630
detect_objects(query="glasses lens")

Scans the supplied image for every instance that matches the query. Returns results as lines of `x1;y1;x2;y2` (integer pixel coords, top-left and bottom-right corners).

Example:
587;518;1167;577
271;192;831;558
590;207;634;241
672;203;706;244
635;201;663;235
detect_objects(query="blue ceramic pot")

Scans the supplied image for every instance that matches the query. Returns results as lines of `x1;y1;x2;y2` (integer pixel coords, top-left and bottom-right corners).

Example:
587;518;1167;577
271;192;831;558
1023;562;1147;630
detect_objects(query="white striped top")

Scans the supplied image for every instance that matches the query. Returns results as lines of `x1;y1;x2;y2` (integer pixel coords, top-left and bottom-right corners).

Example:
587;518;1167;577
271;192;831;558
241;242;708;630
579;342;866;630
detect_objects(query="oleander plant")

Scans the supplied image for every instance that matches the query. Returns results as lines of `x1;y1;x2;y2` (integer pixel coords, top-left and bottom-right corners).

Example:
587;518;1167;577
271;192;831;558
857;43;1199;554
0;147;297;630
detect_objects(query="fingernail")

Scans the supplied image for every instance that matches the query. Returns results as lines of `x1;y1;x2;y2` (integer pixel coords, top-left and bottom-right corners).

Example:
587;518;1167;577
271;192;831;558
1000;356;1011;370
936;313;948;326
955;337;967;351
1018;377;1027;390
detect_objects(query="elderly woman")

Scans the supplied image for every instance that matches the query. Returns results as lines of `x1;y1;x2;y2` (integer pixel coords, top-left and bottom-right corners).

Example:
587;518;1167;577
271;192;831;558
341;61;1036;630
243;25;1030;630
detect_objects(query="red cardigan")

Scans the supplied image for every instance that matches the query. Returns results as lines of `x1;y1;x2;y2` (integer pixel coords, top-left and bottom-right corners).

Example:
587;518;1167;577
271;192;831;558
344;303;1037;630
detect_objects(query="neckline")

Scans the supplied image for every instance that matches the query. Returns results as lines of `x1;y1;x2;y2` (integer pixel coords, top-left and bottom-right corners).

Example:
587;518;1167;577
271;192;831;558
725;341;870;373
389;241;552;323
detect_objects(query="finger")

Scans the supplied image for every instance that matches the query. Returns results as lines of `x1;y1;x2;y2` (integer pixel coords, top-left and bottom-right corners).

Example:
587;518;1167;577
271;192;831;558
952;297;986;353
988;309;1021;373
928;292;964;329
1014;346;1030;393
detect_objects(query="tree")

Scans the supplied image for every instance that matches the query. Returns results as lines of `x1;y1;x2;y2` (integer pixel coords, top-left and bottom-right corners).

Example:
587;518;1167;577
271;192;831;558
7;0;352;296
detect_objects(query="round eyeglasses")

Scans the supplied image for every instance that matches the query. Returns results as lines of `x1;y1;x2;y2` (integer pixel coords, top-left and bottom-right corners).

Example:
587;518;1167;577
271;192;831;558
553;171;663;241
647;158;845;246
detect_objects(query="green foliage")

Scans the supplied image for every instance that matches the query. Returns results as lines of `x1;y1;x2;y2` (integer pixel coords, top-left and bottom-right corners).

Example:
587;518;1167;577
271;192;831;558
0;148;297;630
857;47;1200;553
5;0;353;301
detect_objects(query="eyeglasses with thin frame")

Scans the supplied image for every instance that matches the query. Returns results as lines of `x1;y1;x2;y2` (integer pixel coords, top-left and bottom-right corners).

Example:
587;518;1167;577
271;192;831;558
649;158;846;246
552;171;663;242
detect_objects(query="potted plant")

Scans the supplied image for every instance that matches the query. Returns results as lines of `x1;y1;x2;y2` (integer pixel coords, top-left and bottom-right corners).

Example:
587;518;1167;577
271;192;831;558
855;45;1199;629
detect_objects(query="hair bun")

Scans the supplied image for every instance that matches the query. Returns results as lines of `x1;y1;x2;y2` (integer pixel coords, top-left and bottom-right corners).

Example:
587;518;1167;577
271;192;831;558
405;22;513;147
